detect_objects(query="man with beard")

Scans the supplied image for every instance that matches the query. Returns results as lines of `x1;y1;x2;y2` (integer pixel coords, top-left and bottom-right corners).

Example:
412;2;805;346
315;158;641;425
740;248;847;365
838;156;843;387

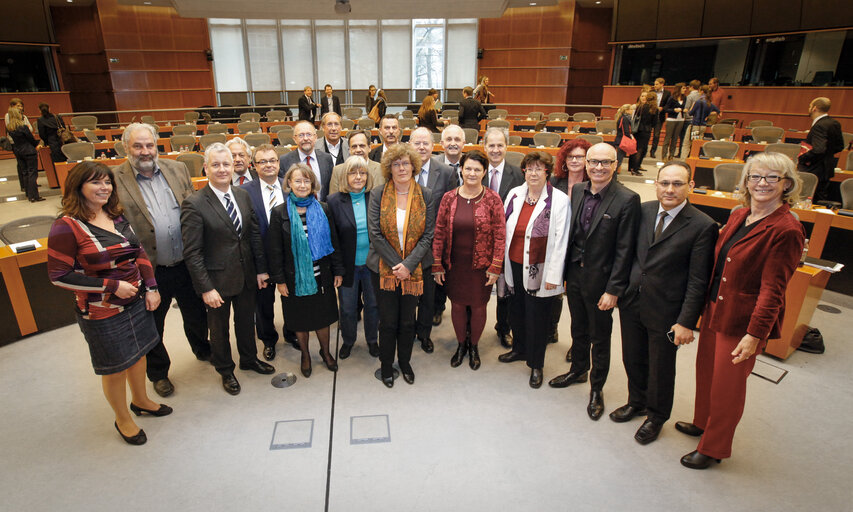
113;123;211;397
329;130;383;195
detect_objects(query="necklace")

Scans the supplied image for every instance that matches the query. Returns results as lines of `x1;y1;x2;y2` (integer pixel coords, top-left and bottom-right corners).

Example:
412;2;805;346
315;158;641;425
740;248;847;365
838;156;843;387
459;186;485;204
396;189;409;195
525;193;539;205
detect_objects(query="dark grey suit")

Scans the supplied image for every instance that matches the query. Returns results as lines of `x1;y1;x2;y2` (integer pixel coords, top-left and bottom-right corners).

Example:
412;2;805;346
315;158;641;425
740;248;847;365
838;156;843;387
565;179;641;391
181;185;267;375
278;149;334;201
619;200;717;423
113;159;209;380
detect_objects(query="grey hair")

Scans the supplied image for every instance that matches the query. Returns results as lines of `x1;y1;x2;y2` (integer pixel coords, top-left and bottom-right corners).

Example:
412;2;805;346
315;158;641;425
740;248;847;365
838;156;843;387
483;126;509;145
204;142;233;165
441;124;465;140
226;136;251;155
122;122;158;149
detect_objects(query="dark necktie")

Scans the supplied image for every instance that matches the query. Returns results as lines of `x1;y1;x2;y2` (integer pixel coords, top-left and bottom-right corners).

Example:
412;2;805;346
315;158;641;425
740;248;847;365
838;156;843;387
451;163;461;185
653;211;668;242
224;192;242;235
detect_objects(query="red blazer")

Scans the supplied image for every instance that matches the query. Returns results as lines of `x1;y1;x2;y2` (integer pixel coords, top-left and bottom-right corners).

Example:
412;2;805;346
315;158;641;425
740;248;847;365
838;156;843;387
432;188;506;276
705;203;805;340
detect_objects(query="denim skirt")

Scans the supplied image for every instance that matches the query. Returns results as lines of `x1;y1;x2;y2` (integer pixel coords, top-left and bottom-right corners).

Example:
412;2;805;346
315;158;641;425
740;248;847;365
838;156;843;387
76;298;159;375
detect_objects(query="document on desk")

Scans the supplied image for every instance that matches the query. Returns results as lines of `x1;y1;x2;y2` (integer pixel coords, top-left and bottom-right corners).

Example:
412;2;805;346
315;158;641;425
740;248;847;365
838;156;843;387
9;240;42;254
804;256;844;273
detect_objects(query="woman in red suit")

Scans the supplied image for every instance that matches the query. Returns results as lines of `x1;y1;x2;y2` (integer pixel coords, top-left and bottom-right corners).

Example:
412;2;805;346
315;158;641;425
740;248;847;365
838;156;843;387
677;151;805;469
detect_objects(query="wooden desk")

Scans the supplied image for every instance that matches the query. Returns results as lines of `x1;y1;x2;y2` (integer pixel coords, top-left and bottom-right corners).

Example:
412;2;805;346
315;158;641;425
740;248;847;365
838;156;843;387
765;265;830;359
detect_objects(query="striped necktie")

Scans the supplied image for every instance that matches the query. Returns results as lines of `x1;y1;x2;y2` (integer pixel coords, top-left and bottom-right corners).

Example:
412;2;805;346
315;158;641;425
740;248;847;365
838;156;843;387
267;184;278;212
224;192;242;235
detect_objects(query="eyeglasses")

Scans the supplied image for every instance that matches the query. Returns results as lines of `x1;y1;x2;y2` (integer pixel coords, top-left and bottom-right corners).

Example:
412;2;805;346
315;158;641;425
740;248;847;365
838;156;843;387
566;155;585;161
290;179;312;186
587;159;614;168
747;174;786;184
255;158;279;166
656;180;688;188
524;166;547;174
294;133;314;140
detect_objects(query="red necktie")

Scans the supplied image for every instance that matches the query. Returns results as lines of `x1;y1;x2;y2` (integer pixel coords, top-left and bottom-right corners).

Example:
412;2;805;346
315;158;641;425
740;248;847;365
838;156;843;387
239;176;246;185
305;155;312;167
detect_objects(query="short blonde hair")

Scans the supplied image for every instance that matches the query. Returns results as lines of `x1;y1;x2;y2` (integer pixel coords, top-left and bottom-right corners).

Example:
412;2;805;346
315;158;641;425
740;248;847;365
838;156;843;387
739;151;802;207
283;163;319;196
340;156;374;193
380;143;422;182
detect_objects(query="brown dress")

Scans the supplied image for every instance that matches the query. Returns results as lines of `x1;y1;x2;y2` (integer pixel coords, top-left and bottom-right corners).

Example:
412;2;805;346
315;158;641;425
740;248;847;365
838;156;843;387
446;193;491;306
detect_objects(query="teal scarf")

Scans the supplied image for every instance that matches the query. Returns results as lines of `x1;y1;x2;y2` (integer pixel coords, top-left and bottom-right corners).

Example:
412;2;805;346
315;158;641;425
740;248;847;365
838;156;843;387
287;193;334;296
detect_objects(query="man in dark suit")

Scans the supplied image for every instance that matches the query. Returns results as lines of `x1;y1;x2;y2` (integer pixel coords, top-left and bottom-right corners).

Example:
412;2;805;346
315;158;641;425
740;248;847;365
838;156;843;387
319;84;342;117
798;96;845;201
181;142;275;395
227;137;259;186
649;77;671;159
278;120;334;200
482;127;524;348
611;161;717;444
113;122;210;398
409;127;455;353
368;115;401;163
458;86;487;130
548;143;641;421
241;143;298;361
298;86;318;123
314;112;349;166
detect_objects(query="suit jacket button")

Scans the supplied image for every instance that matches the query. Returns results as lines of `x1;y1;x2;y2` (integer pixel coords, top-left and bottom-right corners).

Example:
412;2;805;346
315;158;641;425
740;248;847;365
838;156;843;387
726;257;731;262
718;295;724;300
722;277;727;282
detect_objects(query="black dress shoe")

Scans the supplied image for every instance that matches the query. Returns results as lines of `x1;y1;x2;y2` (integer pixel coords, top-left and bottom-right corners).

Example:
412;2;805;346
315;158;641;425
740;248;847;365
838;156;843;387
587;390;605;420
675;421;705;437
130;403;173;417
339;344;352;360
529;368;543;388
30;197;46;202
115;422;146;445
400;366;415;385
239;359;275;375
382;376;394;388
432;312;443;326
152;378;174;397
285;333;300;349
263;346;276;361
548;370;588;388
609;404;647;423
635;419;663;445
680;450;720;469
498;350;525;363
419;337;434;353
368;343;380;357
320;350;338;372
450;341;468;368
498;331;512;348
222;373;241;395
468;344;481;370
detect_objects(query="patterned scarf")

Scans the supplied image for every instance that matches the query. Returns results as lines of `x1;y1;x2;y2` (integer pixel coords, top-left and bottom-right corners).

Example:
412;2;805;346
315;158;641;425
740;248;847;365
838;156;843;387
378;180;426;296
505;183;553;293
287;192;334;296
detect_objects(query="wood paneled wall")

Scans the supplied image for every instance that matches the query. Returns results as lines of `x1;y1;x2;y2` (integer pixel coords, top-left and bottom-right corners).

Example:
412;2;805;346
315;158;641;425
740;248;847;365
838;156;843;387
478;1;612;116
601;86;853;132
51;0;215;123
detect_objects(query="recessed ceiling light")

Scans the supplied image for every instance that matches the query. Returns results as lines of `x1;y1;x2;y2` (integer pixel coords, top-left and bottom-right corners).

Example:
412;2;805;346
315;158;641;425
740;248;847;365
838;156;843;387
143;1;152;4
529;2;537;5
67;0;73;3
596;1;601;4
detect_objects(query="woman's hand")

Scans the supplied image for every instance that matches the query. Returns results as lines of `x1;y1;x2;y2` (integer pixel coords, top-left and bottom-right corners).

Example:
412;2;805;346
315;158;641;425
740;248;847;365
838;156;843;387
731;334;760;364
114;280;139;299
544;282;558;291
485;272;498;286
145;290;161;311
434;272;445;285
334;276;343;288
277;283;289;297
392;263;410;280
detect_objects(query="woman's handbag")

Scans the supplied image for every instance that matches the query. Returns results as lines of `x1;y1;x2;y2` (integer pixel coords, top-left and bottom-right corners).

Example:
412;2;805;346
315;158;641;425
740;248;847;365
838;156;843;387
55;115;77;145
618;117;637;155
367;101;382;123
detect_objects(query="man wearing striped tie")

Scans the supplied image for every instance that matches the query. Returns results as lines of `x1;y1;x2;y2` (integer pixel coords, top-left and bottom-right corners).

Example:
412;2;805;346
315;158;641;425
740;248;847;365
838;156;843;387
181;142;275;396
241;144;299;361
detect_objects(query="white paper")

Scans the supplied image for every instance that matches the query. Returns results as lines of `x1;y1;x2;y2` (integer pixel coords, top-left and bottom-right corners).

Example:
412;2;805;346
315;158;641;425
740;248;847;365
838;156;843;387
9;240;42;253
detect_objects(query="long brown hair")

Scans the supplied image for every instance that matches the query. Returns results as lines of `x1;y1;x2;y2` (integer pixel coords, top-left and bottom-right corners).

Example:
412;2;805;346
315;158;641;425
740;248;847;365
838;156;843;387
61;162;124;220
418;95;436;118
6;108;26;131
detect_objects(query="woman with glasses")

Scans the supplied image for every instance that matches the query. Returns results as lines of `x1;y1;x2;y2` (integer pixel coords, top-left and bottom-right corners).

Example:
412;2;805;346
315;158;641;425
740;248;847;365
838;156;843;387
267;163;344;378
327;156;380;360
432;150;506;370
676;152;805;469
499;151;569;388
367;144;435;387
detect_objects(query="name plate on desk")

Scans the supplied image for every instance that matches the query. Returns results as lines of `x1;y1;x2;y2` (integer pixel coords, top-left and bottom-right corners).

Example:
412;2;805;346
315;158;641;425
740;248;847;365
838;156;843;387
9;240;42;253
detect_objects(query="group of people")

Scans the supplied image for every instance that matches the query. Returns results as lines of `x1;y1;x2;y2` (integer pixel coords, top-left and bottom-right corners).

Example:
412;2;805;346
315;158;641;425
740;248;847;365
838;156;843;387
46;96;815;471
4;97;65;202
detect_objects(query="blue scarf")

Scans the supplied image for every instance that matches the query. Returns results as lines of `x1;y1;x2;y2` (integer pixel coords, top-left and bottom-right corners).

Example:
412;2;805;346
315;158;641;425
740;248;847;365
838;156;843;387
287;192;334;296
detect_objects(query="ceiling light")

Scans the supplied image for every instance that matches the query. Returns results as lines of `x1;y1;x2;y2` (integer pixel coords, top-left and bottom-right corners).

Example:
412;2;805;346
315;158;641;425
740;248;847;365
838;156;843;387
529;2;537;5
595;1;601;4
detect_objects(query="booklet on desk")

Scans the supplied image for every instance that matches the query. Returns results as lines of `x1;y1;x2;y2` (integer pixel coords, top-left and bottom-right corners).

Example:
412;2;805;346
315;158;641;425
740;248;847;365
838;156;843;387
804;256;844;273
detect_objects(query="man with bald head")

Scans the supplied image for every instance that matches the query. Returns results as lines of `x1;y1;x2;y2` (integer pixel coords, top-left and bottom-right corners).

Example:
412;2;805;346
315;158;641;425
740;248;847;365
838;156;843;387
549;143;640;422
798;96;844;201
409;127;455;351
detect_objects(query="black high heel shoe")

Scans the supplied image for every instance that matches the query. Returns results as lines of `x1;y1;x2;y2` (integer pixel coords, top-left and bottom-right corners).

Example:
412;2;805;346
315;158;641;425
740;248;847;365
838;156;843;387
300;351;312;378
130;403;173;417
115;422;147;445
321;350;338;372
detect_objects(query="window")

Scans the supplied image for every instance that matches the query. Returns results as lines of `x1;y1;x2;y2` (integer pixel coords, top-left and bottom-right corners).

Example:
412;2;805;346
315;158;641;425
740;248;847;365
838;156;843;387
315;20;347;90
382;20;411;90
412;19;444;90
445;19;478;89
246;20;281;91
209;19;247;92
281;20;313;91
348;20;378;90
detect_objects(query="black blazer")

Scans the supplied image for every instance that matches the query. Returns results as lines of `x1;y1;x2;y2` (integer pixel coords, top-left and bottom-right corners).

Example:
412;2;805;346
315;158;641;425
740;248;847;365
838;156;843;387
458;97;486;130
565;180;641;300
620;200;717;331
798;115;845;181
482;162;524;201
421;157;455;209
418;110;441;133
614;114;633;147
319;95;342;117
662;96;686;120
266;200;344;292
181;186;267;297
656;90;672;122
368;145;385;164
278;150;334;201
9;126;37;157
634;104;657;134
298;95;317;122
327;191;371;287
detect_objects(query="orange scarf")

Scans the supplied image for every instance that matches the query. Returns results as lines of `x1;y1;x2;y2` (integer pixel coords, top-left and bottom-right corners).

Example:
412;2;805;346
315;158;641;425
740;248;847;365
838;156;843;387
379;180;425;295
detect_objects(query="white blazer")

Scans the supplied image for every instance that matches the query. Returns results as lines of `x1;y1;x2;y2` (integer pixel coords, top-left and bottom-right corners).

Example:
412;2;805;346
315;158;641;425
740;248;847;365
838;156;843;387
503;183;570;298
